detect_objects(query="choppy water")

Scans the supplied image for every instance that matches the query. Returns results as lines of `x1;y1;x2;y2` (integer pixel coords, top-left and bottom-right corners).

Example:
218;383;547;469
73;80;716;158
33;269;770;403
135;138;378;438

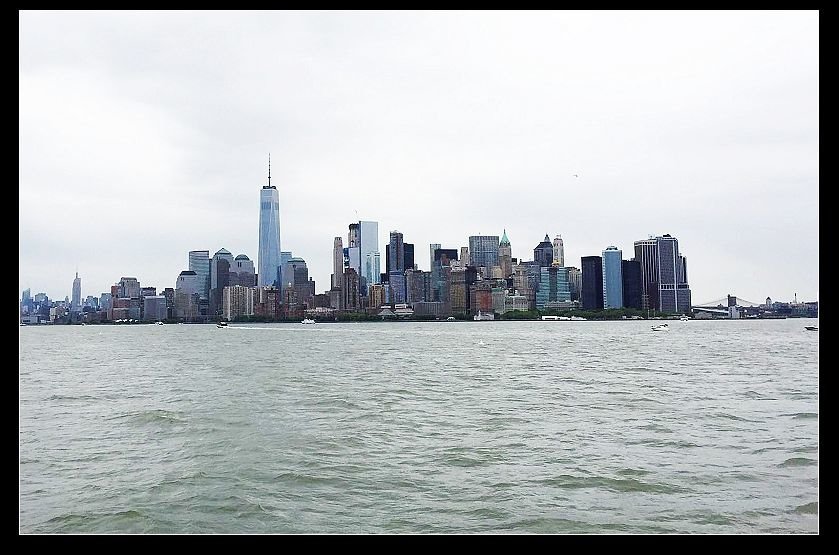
19;319;819;533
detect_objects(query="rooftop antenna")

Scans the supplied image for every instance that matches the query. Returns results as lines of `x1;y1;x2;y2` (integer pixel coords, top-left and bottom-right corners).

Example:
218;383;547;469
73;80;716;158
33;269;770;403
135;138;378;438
268;153;271;187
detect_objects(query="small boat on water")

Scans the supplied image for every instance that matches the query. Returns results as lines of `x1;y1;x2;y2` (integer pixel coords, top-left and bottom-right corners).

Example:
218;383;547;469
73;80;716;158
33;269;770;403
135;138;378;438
474;310;495;321
301;318;316;324
216;321;228;328
651;323;669;332
680;315;690;321
804;325;818;331
156;321;164;325
446;316;456;321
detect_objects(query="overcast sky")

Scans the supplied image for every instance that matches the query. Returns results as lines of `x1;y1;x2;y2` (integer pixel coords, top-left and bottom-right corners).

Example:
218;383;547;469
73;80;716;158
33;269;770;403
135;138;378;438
20;10;818;305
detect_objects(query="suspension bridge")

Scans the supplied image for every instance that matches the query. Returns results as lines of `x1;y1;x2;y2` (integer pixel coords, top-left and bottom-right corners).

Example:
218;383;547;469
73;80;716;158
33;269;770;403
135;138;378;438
692;295;764;316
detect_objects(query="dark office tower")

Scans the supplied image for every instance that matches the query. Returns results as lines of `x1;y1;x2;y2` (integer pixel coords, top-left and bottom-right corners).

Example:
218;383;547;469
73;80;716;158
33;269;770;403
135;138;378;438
534;234;554;267
633;238;659;311
343;268;361;310
621;260;642;310
404;243;415;271
581;256;604;310
387;231;405;273
432;248;459;302
468;235;500;269
656;235;692;314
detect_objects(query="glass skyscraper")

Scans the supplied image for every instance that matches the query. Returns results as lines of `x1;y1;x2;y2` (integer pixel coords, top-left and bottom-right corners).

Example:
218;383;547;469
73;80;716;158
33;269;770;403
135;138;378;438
601;246;623;309
189;250;210;300
258;158;282;288
468;235;500;269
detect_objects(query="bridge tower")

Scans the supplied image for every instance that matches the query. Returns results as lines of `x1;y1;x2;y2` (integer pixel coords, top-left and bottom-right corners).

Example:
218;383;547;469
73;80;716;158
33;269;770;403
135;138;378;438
727;294;739;319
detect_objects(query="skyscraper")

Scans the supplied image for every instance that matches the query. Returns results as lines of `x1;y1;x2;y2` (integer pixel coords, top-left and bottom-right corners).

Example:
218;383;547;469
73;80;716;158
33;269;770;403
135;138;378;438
387;231;405;303
633;234;692;314
189;250;210;300
429;243;441;273
581;256;604;310
552;235;564;267
71;272;81;311
621;260;642;310
332;237;344;289
359;221;379;285
468;235;500;269
601;246;623;309
257;155;281;288
656;235;692;314
498;230;512;278
534;234;553;267
404;243;415;271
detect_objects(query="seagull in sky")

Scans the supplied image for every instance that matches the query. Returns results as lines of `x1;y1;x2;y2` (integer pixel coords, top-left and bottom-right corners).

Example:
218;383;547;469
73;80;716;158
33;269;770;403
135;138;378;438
573;174;579;178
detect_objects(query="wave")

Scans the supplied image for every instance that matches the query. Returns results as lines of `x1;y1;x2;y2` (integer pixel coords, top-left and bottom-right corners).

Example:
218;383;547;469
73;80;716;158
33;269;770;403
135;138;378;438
793;502;818;515
779;457;818;468
534;474;685;494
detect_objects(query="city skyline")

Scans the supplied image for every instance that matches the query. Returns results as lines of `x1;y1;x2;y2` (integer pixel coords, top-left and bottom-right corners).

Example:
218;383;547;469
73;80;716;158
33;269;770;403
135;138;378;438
20;11;819;303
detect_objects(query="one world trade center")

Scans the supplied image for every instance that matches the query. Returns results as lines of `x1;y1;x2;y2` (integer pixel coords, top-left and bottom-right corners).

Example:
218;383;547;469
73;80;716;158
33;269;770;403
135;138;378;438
258;155;282;288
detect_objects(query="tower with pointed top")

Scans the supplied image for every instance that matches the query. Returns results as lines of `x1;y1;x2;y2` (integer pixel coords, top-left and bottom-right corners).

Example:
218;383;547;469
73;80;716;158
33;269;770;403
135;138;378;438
534;234;553;267
498;230;512;278
258;154;282;288
71;271;81;312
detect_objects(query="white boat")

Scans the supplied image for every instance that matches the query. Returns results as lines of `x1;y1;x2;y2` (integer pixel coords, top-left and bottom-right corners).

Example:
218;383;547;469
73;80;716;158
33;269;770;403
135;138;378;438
216;321;228;328
679;315;689;321
446;316;456;321
156;321;164;325
301;318;316;324
651;323;669;331
473;310;494;321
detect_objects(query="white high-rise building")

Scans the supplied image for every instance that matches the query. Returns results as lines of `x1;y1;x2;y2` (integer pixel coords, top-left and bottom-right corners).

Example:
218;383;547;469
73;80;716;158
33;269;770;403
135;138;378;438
359;220;379;285
552;235;564;267
258;155;282;288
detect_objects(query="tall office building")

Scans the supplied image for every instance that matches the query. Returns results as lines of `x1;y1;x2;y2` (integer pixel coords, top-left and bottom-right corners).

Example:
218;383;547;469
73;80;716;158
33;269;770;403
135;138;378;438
633;234;691;313
621;260;642;310
404;243;415;271
469;235;500;269
429;243;441;273
332;237;344;289
387;231;405;273
567;267;582;301
535;266;571;309
601;246;623;309
498;230;512;278
189;250;210;300
534;234;553;267
71;272;81;311
633;237;659;311
656;235;692;314
359;220;379;285
552;235;565;267
365;252;381;287
258;155;282;288
210;248;235;317
581;256;604;310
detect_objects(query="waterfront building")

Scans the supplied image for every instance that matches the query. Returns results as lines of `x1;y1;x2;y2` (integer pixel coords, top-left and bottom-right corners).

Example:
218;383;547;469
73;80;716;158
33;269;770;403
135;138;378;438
332;237;344;289
343;268;361;310
223;285;255;320
602;246;623;309
257;156;282;288
142;295;167;322
621;260;642;310
175;270;201;321
567;267;582;302
581;256;604;310
633;234;692;314
536;266;572;310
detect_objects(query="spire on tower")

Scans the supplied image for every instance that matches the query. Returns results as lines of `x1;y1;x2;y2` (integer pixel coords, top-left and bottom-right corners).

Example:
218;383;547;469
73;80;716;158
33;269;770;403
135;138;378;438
268;153;271;188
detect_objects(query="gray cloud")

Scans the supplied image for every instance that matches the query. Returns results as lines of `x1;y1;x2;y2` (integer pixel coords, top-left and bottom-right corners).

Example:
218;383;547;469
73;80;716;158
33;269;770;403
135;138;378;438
20;11;819;304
